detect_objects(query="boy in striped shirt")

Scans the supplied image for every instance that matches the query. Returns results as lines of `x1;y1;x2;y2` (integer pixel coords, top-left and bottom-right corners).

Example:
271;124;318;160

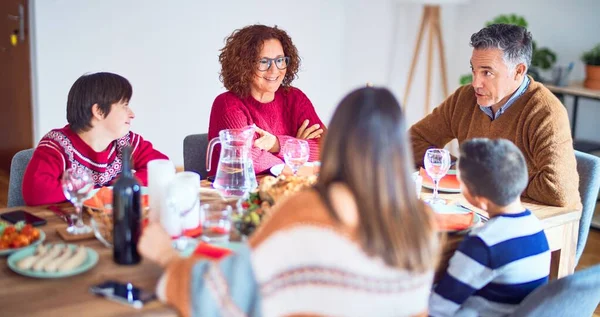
429;138;551;317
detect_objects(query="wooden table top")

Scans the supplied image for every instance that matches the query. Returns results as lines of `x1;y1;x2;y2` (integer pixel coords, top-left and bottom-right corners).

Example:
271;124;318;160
0;184;581;316
0;205;174;317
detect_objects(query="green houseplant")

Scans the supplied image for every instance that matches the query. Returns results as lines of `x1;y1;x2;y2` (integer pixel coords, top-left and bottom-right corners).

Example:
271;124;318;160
459;14;557;85
581;44;600;89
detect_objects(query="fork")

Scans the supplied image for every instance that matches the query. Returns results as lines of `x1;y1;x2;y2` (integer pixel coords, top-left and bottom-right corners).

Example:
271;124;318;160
48;205;73;226
456;203;490;222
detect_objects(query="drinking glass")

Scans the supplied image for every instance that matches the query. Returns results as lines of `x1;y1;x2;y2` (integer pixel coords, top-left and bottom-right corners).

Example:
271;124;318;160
164;175;200;251
282;139;309;175
61;168;94;234
201;202;232;243
423;148;451;205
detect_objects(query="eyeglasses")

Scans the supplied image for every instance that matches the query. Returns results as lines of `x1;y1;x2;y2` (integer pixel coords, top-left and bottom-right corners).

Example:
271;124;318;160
257;56;290;71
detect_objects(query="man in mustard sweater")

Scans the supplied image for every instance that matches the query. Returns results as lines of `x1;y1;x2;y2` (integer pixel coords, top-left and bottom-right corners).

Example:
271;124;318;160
410;24;581;209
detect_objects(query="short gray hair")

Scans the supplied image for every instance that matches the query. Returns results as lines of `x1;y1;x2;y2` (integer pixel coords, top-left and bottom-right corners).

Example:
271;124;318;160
470;24;533;70
458;138;528;207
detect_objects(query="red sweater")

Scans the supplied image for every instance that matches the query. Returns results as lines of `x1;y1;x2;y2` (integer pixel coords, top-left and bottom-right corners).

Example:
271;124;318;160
208;87;325;175
22;125;168;206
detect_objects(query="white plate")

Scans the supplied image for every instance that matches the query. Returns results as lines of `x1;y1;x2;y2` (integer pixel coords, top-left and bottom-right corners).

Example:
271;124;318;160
269;162;317;176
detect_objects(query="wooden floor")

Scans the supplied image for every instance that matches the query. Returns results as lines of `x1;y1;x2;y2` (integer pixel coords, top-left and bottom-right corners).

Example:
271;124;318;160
0;171;598;314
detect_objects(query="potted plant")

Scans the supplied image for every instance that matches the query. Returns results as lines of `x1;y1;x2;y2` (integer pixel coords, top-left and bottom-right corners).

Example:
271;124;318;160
581;44;600;90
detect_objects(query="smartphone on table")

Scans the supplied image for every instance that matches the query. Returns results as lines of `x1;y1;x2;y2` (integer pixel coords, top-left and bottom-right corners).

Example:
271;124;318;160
1;210;47;226
90;281;157;309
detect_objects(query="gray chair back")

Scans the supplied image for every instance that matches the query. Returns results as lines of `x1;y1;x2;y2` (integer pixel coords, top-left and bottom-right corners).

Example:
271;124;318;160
574;150;600;264
7;148;34;207
510;264;600;317
183;133;209;179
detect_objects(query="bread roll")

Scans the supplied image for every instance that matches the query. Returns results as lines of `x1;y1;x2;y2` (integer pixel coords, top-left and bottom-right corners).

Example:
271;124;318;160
17;244;48;270
44;246;74;272
57;246;87;272
32;244;63;271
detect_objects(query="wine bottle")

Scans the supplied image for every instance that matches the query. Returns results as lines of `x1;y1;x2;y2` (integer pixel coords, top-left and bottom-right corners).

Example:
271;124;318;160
113;145;142;265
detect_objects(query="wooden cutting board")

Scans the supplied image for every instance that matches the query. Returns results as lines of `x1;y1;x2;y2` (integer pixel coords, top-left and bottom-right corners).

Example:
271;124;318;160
56;226;95;241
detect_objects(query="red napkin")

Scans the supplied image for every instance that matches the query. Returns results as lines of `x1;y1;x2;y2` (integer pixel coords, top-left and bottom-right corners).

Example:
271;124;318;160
193;242;232;259
419;168;460;190
434;212;474;231
182;225;203;238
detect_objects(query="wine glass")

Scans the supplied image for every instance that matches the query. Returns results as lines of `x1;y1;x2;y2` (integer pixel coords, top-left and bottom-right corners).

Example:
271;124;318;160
61;168;94;234
423;148;451;205
282;139;309;175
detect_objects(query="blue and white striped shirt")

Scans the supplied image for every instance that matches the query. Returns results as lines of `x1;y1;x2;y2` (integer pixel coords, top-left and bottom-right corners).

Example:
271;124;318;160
429;209;550;317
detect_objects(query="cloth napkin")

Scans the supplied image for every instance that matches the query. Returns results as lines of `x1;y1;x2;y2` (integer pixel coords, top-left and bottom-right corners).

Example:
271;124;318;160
141;219;203;238
193;242;233;259
430;204;475;231
419;168;460;190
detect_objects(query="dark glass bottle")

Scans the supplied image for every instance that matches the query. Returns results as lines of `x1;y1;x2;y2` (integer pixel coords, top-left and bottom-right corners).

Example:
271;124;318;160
112;146;142;265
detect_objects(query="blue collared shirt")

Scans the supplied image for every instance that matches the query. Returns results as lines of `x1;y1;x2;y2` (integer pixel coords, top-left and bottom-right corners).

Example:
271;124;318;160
479;76;530;120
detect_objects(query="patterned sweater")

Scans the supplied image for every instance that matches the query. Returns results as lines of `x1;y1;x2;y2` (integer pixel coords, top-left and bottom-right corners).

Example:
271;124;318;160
162;190;435;317
208;87;325;175
429;210;550;317
410;77;581;209
22;125;168;206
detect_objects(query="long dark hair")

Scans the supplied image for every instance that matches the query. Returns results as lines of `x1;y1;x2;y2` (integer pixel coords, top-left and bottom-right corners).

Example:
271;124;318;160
317;87;438;272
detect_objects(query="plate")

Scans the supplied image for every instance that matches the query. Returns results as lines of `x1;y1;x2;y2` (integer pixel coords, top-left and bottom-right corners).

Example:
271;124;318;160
84;186;148;211
430;204;481;234
0;230;46;256
443;212;481;234
270;162;319;177
419;168;461;193
7;244;99;278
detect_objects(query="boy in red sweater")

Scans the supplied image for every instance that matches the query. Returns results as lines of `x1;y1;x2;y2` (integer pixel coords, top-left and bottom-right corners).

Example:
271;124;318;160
22;72;168;206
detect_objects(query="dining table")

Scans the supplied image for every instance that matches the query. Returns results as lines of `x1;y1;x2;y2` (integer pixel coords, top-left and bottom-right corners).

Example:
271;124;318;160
0;180;581;316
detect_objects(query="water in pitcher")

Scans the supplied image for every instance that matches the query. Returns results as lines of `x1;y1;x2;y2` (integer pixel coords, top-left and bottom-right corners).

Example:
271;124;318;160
207;126;258;197
213;157;257;197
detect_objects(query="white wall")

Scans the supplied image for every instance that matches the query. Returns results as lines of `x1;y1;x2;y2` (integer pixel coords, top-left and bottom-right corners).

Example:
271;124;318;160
31;0;344;165
447;0;600;143
31;0;600;166
341;0;600;139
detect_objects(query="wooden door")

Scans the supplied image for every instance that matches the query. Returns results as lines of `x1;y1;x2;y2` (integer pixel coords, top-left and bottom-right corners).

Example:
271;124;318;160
0;0;33;173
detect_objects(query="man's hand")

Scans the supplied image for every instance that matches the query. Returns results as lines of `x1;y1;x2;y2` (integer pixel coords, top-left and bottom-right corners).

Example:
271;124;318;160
254;126;280;153
296;119;323;139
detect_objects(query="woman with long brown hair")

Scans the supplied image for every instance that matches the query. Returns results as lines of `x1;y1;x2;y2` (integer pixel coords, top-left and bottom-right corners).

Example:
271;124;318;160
208;24;326;175
139;87;439;316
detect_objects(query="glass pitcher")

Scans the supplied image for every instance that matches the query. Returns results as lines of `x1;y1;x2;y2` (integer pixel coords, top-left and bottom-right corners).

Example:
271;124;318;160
206;126;258;197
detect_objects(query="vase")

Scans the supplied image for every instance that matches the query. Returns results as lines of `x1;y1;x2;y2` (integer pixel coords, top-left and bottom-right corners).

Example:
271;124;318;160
584;64;600;90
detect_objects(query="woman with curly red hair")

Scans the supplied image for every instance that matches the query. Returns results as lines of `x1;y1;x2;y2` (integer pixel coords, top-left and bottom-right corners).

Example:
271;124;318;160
208;24;326;175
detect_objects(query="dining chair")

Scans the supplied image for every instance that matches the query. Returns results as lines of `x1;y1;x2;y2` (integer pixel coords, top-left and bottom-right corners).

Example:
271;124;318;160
509;264;600;317
183;133;209;179
574;150;600;265
7;148;34;207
